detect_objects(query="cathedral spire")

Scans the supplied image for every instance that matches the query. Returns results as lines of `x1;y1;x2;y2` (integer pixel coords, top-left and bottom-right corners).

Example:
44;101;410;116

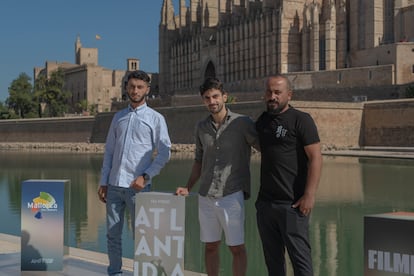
75;35;82;65
161;0;176;30
179;0;186;28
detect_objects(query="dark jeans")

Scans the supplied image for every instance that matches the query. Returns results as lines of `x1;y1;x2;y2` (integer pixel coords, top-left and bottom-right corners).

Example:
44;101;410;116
106;185;151;275
256;200;313;276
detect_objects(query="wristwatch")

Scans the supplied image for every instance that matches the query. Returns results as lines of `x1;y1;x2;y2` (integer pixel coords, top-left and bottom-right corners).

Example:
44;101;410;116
142;173;150;182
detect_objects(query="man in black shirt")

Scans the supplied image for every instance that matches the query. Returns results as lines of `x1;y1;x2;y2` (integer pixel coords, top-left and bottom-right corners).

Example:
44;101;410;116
255;74;322;276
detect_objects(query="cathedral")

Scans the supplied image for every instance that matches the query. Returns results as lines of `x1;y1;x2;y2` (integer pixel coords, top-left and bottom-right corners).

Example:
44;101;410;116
158;0;414;97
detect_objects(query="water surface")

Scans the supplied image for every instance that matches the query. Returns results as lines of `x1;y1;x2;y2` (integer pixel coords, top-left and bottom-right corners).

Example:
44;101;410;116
1;151;413;275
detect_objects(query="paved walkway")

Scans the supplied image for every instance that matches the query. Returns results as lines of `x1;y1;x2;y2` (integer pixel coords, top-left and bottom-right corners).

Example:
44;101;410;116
0;234;205;276
323;147;414;159
0;233;133;276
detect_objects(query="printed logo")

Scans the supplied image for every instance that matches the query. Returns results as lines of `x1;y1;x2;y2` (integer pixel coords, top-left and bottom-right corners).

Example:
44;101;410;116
27;192;58;219
275;125;287;138
368;249;414;274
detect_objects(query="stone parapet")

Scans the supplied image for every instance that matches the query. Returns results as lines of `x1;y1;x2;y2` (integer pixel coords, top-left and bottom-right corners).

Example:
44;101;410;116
0;99;413;148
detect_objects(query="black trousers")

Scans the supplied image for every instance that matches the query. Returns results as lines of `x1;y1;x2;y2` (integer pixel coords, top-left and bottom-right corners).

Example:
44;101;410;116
256;200;313;276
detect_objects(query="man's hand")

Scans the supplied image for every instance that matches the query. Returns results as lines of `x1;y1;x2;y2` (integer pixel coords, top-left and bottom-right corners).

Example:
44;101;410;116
130;175;146;191
98;186;108;203
175;187;189;196
292;193;315;216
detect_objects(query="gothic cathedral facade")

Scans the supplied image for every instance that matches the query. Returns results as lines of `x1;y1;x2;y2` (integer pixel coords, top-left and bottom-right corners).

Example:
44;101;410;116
159;0;414;97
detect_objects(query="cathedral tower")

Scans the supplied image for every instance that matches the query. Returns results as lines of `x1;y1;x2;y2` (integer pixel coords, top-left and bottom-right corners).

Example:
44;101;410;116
75;35;82;65
159;0;177;96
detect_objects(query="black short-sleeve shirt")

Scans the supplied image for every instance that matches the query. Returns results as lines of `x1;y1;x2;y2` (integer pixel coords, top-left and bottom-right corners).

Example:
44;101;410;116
256;107;320;203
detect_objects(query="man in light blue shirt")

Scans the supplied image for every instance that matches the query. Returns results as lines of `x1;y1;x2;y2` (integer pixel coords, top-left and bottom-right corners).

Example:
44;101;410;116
98;70;171;276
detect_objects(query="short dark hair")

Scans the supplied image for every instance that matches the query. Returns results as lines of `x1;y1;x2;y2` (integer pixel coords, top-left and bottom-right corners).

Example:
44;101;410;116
267;74;292;91
127;70;151;86
199;77;225;96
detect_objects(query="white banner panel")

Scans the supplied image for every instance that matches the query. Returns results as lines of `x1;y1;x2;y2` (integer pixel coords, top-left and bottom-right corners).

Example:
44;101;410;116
134;192;186;276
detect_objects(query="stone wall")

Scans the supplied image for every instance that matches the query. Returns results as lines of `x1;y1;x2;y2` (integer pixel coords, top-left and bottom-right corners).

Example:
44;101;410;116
168;65;406;97
1;100;413;148
363;99;414;146
0;117;95;143
154;101;364;148
169;83;408;107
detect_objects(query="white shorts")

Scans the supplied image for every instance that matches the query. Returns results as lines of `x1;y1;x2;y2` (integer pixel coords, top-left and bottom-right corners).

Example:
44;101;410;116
198;191;245;246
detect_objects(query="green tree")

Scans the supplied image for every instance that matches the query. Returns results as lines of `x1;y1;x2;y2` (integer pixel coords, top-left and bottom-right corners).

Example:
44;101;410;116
76;99;89;112
406;85;414;98
0;101;10;119
225;94;237;104
75;99;97;115
6;73;37;118
33;68;71;117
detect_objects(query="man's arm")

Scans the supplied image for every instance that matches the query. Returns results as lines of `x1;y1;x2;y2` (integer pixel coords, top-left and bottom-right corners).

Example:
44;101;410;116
98;115;118;203
176;161;202;195
247;117;261;152
99;116;117;186
143;116;172;179
98;186;108;203
292;142;322;215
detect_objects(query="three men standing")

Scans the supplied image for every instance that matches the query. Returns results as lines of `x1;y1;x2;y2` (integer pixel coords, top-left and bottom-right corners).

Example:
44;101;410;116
98;72;322;276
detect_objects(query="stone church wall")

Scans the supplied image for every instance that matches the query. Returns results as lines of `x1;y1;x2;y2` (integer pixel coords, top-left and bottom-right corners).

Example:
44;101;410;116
1;100;413;148
0;117;95;143
363;99;414;146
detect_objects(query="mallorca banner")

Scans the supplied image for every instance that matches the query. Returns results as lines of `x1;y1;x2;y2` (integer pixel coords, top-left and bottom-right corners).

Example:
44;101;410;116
134;192;186;276
21;179;69;271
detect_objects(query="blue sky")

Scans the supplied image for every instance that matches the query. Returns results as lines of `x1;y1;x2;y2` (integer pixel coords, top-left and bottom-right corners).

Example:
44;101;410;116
0;0;176;102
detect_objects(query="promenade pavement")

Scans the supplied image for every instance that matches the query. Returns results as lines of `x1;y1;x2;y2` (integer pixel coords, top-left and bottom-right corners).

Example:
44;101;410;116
0;233;133;276
0;142;413;159
0;233;206;276
323;146;414;159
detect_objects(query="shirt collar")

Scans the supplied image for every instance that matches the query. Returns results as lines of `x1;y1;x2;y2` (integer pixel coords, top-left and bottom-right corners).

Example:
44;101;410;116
209;108;232;122
128;102;147;113
209;108;233;131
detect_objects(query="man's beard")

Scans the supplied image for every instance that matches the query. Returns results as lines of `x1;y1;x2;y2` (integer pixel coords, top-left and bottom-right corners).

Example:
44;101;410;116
266;100;286;115
208;103;224;114
128;93;146;104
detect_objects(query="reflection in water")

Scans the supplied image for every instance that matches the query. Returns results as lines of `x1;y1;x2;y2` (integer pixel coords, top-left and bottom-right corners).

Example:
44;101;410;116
317;156;364;203
1;152;414;275
21;230;47;271
150;259;168;276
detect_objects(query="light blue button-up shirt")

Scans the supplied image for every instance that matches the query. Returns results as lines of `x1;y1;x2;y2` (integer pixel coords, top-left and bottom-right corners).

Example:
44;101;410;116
100;103;171;188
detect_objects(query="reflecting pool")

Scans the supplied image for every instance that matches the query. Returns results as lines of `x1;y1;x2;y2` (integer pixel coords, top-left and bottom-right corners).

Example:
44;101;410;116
1;151;414;275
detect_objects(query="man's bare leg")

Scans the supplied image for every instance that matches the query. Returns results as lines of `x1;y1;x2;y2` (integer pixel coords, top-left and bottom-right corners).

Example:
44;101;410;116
229;244;247;276
205;241;221;276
